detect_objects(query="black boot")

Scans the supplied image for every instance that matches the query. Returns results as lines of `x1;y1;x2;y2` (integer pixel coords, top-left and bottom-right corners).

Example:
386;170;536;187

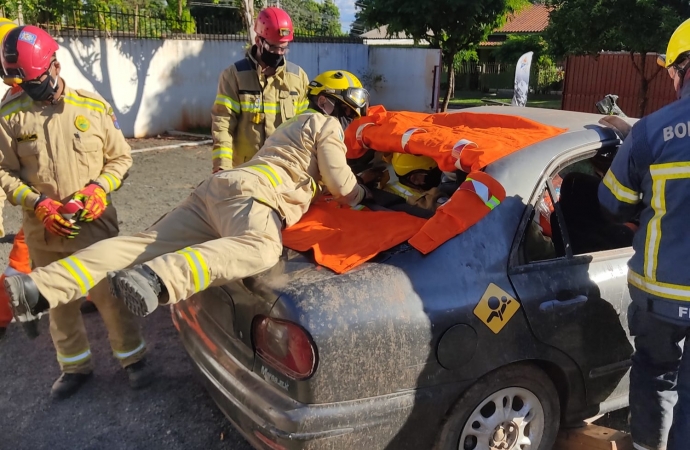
125;359;154;389
107;265;163;317
50;372;93;400
79;300;98;314
4;274;49;339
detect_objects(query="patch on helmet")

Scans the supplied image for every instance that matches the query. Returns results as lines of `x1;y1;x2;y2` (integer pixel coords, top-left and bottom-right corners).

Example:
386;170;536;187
279;28;290;36
18;31;37;45
75;115;90;132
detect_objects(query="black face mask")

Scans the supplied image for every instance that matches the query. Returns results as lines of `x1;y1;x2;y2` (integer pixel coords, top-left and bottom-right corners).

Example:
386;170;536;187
260;49;283;68
21;75;58;102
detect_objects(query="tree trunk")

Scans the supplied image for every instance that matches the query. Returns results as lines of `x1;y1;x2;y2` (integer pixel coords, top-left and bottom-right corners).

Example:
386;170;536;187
242;0;256;45
134;4;139;37
441;52;456;112
178;0;183;19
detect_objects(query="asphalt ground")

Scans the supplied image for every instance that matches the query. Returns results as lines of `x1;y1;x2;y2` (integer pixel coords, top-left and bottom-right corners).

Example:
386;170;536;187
0;137;630;449
0;140;253;450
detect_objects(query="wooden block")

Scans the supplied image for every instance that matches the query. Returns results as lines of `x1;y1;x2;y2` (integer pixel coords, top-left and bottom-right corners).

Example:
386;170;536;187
555;424;633;450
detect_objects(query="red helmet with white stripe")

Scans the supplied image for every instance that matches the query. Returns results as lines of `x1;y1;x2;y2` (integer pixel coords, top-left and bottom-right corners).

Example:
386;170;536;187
254;7;294;43
1;25;58;82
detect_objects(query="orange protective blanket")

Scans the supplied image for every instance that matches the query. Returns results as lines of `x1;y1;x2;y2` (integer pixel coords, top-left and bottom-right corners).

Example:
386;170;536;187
346;105;567;172
0;229;30;327
282;200;426;274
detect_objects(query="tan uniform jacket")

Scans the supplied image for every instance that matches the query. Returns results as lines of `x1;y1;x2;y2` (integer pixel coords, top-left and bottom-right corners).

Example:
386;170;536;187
237;110;362;227
211;47;310;171
0;84;132;252
384;181;447;211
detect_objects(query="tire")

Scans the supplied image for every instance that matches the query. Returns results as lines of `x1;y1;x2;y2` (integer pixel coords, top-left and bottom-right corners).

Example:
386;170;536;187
435;363;560;450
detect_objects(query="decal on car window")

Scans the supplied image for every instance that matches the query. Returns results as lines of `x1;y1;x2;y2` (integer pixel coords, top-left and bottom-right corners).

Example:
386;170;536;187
473;283;520;334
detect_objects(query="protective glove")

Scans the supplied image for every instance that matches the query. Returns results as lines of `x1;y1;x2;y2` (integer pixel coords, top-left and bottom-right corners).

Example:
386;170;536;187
34;196;80;238
73;182;107;222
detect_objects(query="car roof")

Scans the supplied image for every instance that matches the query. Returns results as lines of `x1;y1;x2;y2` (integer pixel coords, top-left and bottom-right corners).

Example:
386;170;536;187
456;106;635;200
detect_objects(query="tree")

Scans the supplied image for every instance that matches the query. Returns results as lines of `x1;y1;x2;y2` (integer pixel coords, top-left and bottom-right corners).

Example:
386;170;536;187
280;0;342;36
357;0;527;111
544;0;690;117
493;34;553;67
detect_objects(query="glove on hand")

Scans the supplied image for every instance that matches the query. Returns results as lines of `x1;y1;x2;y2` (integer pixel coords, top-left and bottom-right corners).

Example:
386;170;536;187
73;182;107;222
34;197;80;238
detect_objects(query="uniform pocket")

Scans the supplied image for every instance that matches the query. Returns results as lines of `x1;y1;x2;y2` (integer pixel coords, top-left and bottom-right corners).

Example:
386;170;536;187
73;136;104;181
16;139;50;183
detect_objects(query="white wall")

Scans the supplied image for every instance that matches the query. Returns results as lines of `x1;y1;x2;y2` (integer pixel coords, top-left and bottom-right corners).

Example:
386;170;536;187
35;37;440;137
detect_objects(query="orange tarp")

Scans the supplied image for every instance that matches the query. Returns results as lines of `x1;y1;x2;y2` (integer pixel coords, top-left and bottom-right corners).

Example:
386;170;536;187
282;199;426;274
346;105;567;172
0;229;31;327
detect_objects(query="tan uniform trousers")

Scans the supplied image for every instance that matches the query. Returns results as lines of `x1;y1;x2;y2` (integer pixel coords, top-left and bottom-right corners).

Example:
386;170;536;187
29;171;284;311
29;248;146;374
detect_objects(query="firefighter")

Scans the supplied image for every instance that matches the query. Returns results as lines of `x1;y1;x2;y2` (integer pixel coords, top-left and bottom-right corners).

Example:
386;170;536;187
598;18;690;450
383;153;447;211
0;26;151;399
211;6;310;173
5;70;370;346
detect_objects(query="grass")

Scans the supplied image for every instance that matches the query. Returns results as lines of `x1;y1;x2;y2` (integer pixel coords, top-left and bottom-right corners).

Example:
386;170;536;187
448;91;562;110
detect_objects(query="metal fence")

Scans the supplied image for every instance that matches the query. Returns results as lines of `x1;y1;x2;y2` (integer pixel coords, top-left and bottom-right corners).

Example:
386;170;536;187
562;53;675;117
455;62;564;93
10;6;360;42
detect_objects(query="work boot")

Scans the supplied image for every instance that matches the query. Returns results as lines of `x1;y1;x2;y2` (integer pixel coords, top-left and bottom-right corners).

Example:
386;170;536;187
50;372;93;400
125;359;154;389
108;265;163;317
80;300;98;314
4;274;50;339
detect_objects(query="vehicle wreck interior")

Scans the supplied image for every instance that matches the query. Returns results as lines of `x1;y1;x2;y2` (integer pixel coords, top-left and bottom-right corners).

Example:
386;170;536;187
521;146;636;264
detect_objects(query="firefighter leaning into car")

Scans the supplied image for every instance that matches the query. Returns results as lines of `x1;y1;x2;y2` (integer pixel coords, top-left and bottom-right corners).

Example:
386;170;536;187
598;18;690;450
4;70;371;351
383;153;448;211
0;25;152;400
211;6;309;173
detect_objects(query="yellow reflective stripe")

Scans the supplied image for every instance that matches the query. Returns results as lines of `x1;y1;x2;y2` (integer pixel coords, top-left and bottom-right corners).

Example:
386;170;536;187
58;256;95;296
57;348;92;364
486;195;501;210
246;164;281;187
389;182;414;199
240;101;260;113
629;269;690;302
645;177;664;279
239;101;280;114
176;247;209;292
1;97;32;119
296;100;309;113
263;103;279;114
113;341;146;360
602;170;640;204
215;95;240;114
64;93;105;113
101;173;121;191
12;184;32;208
212;147;233;159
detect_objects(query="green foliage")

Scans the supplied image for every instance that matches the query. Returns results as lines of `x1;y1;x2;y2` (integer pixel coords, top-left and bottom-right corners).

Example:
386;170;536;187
544;0;690;57
493;34;554;67
280;0;343;36
454;49;478;70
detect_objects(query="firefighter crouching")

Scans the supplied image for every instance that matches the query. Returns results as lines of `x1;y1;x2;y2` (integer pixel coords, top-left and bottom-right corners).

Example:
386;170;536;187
0;26;152;399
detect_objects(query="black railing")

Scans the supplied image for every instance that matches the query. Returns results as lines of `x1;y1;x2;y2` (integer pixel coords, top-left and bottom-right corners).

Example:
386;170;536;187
10;6;360;42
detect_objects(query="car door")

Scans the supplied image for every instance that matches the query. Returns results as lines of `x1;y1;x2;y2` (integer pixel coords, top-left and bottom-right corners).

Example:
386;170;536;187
507;146;635;410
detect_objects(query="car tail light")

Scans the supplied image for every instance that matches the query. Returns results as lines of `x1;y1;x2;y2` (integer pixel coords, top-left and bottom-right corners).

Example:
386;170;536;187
252;315;317;380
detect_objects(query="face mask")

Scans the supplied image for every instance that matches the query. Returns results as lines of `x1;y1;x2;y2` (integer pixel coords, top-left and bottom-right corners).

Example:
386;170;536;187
21;75;58;102
260;49;283;68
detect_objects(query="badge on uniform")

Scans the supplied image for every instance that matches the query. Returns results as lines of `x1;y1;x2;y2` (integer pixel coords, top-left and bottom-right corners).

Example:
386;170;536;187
75;115;90;132
107;107;120;130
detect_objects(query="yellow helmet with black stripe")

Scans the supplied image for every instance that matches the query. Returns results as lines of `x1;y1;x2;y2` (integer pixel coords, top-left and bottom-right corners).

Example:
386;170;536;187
308;70;369;117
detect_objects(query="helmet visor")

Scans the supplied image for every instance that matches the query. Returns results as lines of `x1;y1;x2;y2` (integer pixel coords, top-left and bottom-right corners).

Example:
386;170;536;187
341;87;369;116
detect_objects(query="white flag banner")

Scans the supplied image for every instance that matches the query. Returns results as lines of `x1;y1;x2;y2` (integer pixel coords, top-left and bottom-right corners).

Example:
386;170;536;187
511;51;534;107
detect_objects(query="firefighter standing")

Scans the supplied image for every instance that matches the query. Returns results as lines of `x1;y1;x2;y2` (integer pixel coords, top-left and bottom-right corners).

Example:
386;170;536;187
5;71;370;333
0;26;151;399
211;6;310;172
598;18;690;450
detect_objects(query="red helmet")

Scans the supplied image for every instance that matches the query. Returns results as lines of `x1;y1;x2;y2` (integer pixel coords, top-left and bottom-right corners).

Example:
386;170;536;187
1;25;59;82
254;7;294;43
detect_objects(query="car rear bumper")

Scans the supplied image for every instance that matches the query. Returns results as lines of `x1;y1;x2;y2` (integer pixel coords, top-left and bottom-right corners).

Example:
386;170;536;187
171;302;427;450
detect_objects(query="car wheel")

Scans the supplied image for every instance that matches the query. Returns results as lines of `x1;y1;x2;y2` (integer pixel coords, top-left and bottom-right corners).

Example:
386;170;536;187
435;363;560;450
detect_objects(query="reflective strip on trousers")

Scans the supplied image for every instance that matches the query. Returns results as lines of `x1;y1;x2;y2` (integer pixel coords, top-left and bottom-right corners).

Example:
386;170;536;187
58;256;96;296
113;341;146;360
57;348;92;365
175;248;210;292
244;164;282;187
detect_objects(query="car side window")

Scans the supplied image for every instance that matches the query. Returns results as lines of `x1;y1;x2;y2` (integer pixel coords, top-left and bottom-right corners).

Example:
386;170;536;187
520;146;633;263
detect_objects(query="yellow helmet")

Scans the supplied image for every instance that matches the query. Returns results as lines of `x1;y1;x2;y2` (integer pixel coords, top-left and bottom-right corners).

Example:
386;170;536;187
391;153;438;177
660;18;690;68
0;18;18;87
308;70;369;117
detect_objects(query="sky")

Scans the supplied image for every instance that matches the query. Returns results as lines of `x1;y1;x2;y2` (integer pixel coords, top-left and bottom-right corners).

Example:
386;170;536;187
333;0;357;33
